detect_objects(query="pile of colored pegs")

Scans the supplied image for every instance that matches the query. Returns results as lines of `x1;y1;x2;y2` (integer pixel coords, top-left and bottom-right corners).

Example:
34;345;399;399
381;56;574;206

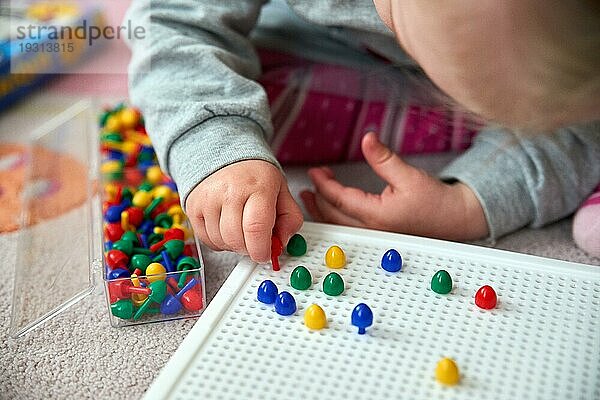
100;104;204;322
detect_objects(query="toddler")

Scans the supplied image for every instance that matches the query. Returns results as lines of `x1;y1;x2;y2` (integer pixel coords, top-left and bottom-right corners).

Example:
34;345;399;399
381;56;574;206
126;0;600;261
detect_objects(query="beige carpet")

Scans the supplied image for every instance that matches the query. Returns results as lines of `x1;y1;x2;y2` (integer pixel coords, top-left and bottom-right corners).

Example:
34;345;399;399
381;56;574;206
1;160;598;400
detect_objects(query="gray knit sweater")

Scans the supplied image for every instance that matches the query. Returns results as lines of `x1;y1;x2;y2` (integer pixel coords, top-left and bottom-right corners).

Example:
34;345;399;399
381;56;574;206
126;0;600;239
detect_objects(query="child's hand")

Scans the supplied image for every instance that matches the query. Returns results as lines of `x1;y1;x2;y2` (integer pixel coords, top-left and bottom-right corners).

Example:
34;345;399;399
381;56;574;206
301;132;489;241
186;160;303;263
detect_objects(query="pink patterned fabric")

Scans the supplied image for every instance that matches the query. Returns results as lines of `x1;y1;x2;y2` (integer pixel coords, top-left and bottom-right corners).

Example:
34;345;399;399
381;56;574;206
258;49;482;164
581;185;600;208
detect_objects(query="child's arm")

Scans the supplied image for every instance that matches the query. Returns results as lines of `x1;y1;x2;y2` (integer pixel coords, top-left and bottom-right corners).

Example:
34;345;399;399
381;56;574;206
126;1;303;261
303;122;600;241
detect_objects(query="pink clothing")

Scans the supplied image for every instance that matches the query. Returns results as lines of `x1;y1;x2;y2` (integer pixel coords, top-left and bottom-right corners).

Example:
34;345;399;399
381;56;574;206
258;49;480;164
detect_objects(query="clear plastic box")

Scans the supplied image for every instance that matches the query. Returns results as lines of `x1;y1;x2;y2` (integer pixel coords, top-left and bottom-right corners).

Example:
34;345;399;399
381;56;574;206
9;100;206;337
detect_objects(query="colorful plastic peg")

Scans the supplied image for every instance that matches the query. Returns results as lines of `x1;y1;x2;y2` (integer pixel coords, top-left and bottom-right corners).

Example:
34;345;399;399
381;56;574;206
132;190;152;209
105;204;127;223
435;358;460;385
105;249;129;270
107;268;130;281
154;213;173;229
274;291;296;316
104;222;124;242
475;285;497;309
304;304;327;330
159;250;175;272
120;230;140;246
286;234;307;256
257;280;278;304
180;282;203;312
322;272;344;296
130;254;152;274
161;278;200;314
111;299;135;319
152;239;184;260
381;249;402;272
271;236;283;271
431;270;453;294
290;266;312;290
108;279;152;303
351;303;373;334
325;245;346;269
176;256;200;288
134;280;168;320
146;262;167;283
149;228;184;252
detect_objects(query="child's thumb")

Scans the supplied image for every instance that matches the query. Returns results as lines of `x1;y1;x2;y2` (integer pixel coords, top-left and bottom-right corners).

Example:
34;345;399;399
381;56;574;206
361;132;415;186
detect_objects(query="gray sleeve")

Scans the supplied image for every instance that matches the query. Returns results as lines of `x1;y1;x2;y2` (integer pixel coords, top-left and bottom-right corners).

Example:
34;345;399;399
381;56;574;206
125;0;280;206
439;121;600;240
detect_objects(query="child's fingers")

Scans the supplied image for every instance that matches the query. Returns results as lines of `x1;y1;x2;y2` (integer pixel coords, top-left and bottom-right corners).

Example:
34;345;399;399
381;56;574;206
274;187;303;245
192;214;219;251
219;202;247;254
361;132;418;187
204;205;227;251
242;191;277;263
314;192;365;227
300;190;325;222
307;167;373;219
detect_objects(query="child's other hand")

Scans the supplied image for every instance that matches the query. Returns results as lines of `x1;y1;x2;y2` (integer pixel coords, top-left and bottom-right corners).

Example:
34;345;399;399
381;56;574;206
301;132;489;241
186;160;303;263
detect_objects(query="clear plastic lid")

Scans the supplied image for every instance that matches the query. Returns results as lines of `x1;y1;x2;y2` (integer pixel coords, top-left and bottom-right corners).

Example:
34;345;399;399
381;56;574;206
9;100;102;338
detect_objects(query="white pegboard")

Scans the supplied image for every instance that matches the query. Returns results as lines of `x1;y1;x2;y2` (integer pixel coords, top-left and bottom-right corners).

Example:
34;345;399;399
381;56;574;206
145;222;600;400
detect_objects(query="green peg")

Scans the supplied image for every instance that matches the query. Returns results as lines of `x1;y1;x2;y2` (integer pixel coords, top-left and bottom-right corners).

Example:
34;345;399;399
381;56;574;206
431;270;453;294
130;254;153;274
323;272;345;296
134;280;167;320
99;111;112;127
112;239;133;255
101;132;122;143
177;256;200;288
148;232;164;247
144;197;164;219
111;299;135;319
138;182;154;192
290;266;312;290
286;234;307;256
113;239;153;257
121;187;133;203
165;239;185;258
154;213;173;229
138;151;154;163
152;239;184;262
120;231;139;246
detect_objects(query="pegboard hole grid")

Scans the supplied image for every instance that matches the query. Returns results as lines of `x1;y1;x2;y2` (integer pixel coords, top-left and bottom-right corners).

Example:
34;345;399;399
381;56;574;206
146;222;600;400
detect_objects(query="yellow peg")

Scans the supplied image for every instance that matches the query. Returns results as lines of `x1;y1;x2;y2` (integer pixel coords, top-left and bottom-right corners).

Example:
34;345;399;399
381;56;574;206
325;245;346;269
435;358;460;385
130;274;147;307
304;304;327;330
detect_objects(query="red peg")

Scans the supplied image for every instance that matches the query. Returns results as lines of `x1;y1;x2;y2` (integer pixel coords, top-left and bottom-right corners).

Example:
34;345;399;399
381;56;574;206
475;285;497;309
183;244;195;257
149;228;184;252
150;199;180;220
124;144;141;167
106;249;129;270
104;222;124;242
124;206;144;227
124;168;144;185
108;280;151;303
181;286;203;312
271;236;283;271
